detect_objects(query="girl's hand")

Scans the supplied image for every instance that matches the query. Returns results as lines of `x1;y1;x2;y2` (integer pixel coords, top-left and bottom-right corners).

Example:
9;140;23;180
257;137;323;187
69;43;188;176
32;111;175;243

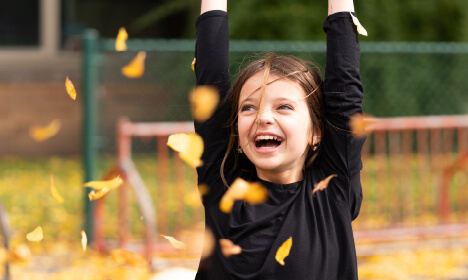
201;0;227;15
328;0;355;15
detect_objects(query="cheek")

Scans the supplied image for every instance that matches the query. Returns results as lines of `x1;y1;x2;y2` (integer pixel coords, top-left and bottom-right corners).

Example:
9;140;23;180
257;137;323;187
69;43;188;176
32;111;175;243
237;116;254;144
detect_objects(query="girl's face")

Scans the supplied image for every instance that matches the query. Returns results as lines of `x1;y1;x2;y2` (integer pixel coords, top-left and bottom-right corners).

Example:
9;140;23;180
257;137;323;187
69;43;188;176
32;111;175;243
237;72;315;184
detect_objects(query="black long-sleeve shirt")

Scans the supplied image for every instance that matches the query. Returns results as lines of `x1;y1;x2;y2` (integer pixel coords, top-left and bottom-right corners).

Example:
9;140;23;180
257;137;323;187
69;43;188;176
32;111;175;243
194;10;366;280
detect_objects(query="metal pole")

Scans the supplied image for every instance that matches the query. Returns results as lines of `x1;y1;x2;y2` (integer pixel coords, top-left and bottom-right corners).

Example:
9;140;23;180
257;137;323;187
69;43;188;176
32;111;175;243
82;29;99;244
0;202;11;280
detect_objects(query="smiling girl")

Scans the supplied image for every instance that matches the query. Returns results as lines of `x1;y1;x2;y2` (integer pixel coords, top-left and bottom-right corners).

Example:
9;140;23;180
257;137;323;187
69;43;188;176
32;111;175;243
193;0;366;279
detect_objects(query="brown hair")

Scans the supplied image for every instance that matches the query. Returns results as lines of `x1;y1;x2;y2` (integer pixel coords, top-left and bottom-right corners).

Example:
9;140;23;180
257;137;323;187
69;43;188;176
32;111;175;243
221;53;325;186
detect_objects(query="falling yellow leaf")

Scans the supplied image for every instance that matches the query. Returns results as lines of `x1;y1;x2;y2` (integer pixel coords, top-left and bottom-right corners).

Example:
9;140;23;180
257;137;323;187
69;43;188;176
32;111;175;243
9;244;32;263
219;239;242;257
29;119;61;142
115;27;128;51
121;51;146;78
111;248;148;268
312;174;338;197
191;57;196;71
275;237;292;266
88;187;110;201
190;86;219;121
84;176;123;190
350;113;375;137
26;226;43;242
50;175;64;203
65;76;77;100
350;13;368;36
201;227;216;259
184;184;209;207
81;230;87;252
219;178;268;213
167;133;204;168
161;235;187;250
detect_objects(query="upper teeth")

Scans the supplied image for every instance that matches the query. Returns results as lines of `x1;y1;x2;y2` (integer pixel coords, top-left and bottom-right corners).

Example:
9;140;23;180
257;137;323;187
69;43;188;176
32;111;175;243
255;135;281;141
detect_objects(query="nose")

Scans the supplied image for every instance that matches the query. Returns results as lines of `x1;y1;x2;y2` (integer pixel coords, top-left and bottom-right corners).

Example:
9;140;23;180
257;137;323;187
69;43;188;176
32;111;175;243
258;110;275;125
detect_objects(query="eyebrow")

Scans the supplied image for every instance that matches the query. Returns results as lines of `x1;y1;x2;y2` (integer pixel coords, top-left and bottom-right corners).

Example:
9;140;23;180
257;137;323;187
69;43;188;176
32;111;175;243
239;96;296;106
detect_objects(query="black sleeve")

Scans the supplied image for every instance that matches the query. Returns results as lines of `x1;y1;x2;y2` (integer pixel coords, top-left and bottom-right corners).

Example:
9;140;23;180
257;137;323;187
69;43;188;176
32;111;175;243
194;11;232;201
318;12;366;217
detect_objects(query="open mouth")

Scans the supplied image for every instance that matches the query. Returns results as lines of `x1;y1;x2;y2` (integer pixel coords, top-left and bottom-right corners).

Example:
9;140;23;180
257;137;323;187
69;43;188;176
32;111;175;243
254;135;282;149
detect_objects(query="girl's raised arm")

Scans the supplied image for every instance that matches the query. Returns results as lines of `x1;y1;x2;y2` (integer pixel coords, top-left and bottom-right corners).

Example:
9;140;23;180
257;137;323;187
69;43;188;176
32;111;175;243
328;0;354;15
201;0;227;14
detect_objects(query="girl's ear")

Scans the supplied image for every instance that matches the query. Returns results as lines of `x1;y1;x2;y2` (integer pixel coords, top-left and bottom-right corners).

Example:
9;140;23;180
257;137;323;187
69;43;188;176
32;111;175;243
312;135;321;146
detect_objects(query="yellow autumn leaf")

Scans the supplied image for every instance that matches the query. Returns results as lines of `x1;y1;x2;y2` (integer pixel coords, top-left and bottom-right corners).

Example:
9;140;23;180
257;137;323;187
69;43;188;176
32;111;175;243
190;86;219;121
219;178;268;213
191;57;196;71
111;248;148;268
9;244;32;263
115;27;128;51
81;230;87;252
29;119;61;142
275;237;292;266
84;176;123;190
88;187;110;201
161;235;187;250
219;239;242;257
121;51;146;78
350;13;368;36
0;247;7;264
350;113;375;137
50;175;64;203
26;226;43;242
65;76;77;100
312;174;338;197
167;133;204;168
184;184;209;207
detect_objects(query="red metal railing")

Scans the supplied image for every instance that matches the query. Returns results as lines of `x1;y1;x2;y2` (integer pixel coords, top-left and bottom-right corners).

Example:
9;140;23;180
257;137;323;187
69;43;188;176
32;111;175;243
94;115;468;256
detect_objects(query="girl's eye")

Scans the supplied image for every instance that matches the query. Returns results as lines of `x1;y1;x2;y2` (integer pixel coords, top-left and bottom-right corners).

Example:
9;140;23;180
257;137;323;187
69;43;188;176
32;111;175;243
278;104;293;110
240;105;256;112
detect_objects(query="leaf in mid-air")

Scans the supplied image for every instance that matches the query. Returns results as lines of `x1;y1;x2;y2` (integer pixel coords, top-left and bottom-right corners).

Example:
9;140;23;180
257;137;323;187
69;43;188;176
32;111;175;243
219;178;268;213
312;174;338;197
88;187;111;201
190;86;219;122
219;239;242;257
161;235;187;250
275;237;292;266
26;226;43;242
50;175;64;203
167;133;204;168
191;57;196;71
350;113;375;137
115;27;128;51
350;13;368;36
65;76;77;100
84;176;123;190
30;120;61;142
121;51;146;78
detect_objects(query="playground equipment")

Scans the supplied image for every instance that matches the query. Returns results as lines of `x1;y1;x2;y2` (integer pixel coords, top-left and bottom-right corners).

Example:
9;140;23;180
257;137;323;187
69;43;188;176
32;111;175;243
91;114;468;257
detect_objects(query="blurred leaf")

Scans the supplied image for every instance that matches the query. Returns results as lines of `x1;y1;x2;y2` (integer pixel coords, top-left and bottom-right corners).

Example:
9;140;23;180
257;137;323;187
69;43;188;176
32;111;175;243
50;175;64;203
81;230;87;252
29;119;61;142
191;57;196;71
219;239;242;257
84;176;123;190
219;178;268;213
65;76;77;100
275;237;292;266
115;27;128;51
111;248;148;268
350;113;375;137
350;13;368;36
122;51;146;78
161;235;186;250
312;174;337;197
26;226;43;242
167;133;204;168
190;86;219;122
9;244;31;263
88;187;110;201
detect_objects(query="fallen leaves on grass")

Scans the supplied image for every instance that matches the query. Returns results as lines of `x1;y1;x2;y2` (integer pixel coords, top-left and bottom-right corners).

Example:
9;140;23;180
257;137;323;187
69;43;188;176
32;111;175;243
111;249;148;268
